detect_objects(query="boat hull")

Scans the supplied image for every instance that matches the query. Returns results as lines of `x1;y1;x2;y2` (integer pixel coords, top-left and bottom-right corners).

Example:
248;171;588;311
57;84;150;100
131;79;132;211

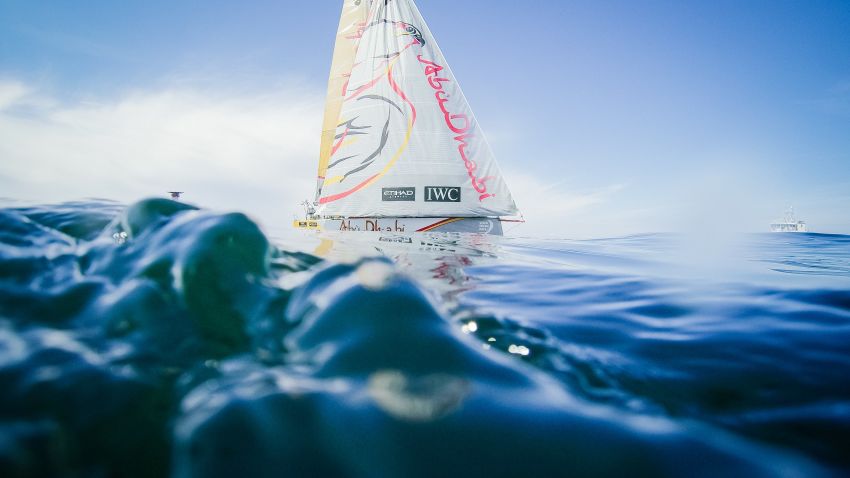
293;217;503;235
770;222;808;233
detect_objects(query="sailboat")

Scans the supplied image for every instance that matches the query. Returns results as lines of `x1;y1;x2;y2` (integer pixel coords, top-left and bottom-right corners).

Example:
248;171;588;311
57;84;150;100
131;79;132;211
294;0;519;235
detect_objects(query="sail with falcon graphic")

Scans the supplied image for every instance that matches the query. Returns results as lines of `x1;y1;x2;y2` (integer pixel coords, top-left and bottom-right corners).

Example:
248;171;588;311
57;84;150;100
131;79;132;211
297;0;519;234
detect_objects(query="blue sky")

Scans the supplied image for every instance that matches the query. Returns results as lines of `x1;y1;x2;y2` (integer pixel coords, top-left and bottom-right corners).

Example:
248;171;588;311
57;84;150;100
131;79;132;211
1;0;849;236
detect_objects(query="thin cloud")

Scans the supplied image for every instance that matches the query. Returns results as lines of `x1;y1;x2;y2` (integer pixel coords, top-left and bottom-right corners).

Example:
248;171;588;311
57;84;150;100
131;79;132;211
0;80;31;111
13;25;128;63
0;79;323;229
505;170;626;238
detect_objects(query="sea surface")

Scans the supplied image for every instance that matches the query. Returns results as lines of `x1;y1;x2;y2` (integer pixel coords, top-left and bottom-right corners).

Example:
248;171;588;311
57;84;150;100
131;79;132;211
1;198;849;477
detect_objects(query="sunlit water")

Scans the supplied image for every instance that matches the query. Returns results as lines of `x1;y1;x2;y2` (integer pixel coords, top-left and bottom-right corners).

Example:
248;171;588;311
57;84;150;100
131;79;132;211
1;199;849;477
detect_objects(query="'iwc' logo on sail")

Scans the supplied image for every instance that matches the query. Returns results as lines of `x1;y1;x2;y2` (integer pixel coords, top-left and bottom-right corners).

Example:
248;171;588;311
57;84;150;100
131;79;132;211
425;187;461;202
382;187;415;201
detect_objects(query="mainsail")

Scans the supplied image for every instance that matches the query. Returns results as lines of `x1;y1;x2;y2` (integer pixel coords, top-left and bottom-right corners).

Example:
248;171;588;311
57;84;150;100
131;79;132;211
315;0;518;218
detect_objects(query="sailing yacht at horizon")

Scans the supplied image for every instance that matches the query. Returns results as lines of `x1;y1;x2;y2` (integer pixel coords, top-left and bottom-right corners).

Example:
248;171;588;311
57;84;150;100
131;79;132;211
294;0;519;235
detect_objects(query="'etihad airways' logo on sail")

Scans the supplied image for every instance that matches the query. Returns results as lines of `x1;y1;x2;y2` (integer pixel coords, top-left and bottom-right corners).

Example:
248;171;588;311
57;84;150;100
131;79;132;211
418;55;496;202
382;187;415;201
425;186;461;202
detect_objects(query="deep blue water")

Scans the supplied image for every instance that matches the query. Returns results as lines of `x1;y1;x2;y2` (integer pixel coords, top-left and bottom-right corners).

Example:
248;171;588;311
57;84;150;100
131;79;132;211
1;198;849;477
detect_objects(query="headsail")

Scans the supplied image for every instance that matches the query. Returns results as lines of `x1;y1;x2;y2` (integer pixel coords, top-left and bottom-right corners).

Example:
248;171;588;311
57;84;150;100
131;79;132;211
316;0;518;218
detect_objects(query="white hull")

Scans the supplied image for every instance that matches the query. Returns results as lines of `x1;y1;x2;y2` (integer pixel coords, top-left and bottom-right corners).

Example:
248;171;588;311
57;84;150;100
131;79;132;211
294;217;503;235
770;222;808;233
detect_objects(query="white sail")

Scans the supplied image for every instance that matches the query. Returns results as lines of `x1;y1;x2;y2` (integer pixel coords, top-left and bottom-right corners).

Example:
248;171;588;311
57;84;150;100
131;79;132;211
315;0;518;218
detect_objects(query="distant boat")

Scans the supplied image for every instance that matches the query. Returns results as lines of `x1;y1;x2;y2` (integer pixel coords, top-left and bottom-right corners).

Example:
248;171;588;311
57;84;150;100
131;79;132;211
770;207;808;233
293;0;519;235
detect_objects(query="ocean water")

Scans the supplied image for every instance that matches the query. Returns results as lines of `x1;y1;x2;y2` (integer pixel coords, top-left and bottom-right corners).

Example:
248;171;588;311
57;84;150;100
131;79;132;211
1;199;849;477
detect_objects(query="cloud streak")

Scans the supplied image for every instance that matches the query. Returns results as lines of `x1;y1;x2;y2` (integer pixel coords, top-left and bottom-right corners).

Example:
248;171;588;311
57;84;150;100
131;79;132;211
1;78;635;238
0;80;31;111
0;79;323;230
504;171;626;238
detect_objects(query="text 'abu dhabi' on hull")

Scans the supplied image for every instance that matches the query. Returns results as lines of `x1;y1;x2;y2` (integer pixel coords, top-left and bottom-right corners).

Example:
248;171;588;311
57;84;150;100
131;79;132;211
294;0;520;235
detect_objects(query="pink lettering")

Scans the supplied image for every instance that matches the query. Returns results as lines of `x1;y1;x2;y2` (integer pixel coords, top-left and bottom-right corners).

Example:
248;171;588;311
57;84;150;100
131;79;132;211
447;114;470;135
428;76;450;90
419;56;496;201
472;176;494;194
